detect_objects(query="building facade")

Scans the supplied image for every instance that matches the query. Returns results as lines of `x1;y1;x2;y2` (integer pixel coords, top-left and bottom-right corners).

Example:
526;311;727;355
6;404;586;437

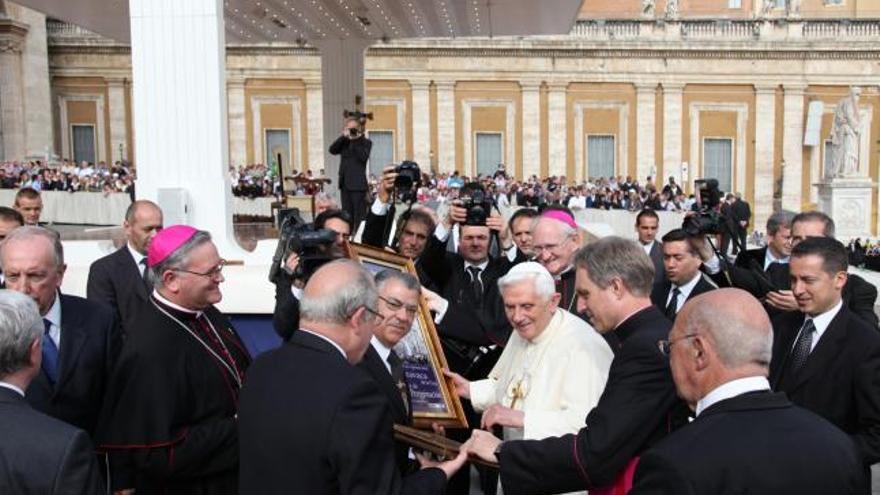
0;0;878;233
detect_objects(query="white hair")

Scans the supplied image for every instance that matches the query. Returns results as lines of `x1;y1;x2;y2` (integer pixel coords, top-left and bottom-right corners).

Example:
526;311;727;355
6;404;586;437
0;290;43;377
497;261;555;300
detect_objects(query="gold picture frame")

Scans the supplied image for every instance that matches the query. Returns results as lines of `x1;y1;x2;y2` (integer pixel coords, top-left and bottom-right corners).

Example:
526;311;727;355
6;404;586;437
348;242;469;429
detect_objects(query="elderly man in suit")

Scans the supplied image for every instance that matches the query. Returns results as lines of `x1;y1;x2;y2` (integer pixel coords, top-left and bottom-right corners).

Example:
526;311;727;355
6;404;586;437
0;289;104;494
1;226;119;438
239;260;467;494
651;229;717;320
87;200;163;337
635;209;665;286
770;237;880;489
630;288;865;494
466;237;688;494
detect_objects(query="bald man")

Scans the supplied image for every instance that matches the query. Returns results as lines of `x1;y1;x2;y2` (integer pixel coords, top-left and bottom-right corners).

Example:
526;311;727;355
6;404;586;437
239;260;467;494
630;289;865;494
87;200;163;336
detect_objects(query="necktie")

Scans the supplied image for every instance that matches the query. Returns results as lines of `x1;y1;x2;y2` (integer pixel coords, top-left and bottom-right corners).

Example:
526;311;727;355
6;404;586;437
140;257;151;290
41;318;59;384
467;266;484;307
787;319;816;374
665;287;681;319
387;350;410;415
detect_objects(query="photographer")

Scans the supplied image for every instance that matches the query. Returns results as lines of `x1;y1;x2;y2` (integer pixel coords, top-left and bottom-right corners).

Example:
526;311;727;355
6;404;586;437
329;117;371;228
272;209;352;341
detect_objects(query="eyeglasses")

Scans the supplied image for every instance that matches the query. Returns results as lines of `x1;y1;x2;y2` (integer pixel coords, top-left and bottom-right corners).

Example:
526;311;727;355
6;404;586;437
657;333;699;356
173;259;227;279
532;235;575;255
362;305;383;322
378;296;418;317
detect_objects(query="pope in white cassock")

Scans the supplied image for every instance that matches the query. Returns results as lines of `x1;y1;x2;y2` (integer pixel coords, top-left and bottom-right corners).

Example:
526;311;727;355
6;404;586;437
445;262;613;493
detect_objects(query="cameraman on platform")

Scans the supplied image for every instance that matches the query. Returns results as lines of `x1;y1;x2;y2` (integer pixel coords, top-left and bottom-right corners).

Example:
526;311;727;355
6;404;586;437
329;116;371;229
272;209;353;341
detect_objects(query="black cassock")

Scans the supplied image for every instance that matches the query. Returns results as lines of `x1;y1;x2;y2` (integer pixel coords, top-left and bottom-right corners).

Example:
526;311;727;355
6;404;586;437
97;296;251;494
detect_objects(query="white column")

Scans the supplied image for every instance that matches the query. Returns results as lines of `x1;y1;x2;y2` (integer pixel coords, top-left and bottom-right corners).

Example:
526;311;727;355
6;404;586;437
304;79;324;174
129;0;243;256
314;39;371;195
435;81;456;173
636;82;657;182
662;83;684;185
226;76;246;168
547;83;567;177
17;6;52;159
0;18;28;161
782;83;806;212
521;81;541;179
106;77;128;163
410;79;431;167
754;84;777;230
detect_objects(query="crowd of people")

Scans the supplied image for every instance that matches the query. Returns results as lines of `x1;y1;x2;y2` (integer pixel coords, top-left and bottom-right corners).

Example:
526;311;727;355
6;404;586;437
0;159;135;194
0;168;876;494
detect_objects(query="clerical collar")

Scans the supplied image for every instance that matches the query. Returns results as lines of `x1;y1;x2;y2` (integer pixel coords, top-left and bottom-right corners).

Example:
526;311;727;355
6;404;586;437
152;290;202;317
0;381;25;397
554;265;574;281
695;376;770;417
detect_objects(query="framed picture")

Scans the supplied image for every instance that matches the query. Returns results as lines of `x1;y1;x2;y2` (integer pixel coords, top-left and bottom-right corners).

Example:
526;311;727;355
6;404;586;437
348;242;469;429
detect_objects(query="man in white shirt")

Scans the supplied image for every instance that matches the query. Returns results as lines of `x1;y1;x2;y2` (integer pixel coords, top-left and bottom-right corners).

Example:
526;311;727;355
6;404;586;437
445;262;613;494
635;209;664;286
651;228;716;320
630;288;865;494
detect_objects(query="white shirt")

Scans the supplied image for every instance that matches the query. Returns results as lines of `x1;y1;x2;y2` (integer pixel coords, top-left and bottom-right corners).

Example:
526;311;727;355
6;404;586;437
153;290;200;315
300;328;348;360
44;291;62;348
796;300;843;353
0;381;25;397
370;336;393;375
695;376;771;417
665;271;703;313
127;243;148;277
641;240;655;256
763;248;789;271
464;259;489;284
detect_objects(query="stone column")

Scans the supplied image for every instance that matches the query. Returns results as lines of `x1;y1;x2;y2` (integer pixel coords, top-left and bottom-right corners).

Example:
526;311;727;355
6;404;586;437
662;83;684;186
16;6;51;159
304;78;324;173
410;79;431;167
635;82;657;182
547;82;567;178
435;81;456;173
521;81;541;179
781;83;806;212
226;75;246;168
129;0;244;256
106;76;129;163
0;18;28;161
753;84;777;231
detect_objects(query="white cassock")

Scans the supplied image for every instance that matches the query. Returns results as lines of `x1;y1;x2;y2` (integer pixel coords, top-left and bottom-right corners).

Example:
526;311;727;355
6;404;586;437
470;308;613;494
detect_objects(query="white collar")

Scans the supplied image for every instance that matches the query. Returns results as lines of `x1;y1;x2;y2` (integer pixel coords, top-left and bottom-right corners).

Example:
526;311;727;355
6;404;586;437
763;248;789;270
370;335;393;373
127;242;146;267
44;290;62;328
805;299;843;346
695;376;770;417
464;259;489;272
300;328;348;361
673;271;703;300
0;381;25;397
152;290;201;316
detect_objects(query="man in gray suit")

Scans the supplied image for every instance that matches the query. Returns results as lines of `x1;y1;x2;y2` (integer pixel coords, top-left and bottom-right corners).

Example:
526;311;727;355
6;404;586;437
636;209;665;286
0;290;104;494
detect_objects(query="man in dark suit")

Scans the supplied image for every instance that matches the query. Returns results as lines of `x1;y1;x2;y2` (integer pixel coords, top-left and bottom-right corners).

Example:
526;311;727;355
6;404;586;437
87;200;163;338
650;229;717;320
0;290;104;494
239;260;466;494
726;209;795;299
357;269;421;473
730;192;751;255
466;237;688;494
329;116;372;228
631;288;865;494
770;237;880;488
635;209;665;286
1;226;120;437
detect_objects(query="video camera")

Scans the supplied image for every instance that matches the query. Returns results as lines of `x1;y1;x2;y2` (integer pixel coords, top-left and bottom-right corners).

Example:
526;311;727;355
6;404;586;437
459;183;495;226
393;160;421;203
682;179;727;236
269;208;342;283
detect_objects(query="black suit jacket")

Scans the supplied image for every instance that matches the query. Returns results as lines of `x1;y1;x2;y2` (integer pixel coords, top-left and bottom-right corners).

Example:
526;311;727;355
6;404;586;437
647;241;665;287
239;331;446;495
497;306;688;494
630;391;866;495
361;204;438;292
770;307;880;468
0;386;105;494
26;294;120;437
358;344;413;474
272;270;300;341
650;274;716;319
86;245;150;337
329;135;371;192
